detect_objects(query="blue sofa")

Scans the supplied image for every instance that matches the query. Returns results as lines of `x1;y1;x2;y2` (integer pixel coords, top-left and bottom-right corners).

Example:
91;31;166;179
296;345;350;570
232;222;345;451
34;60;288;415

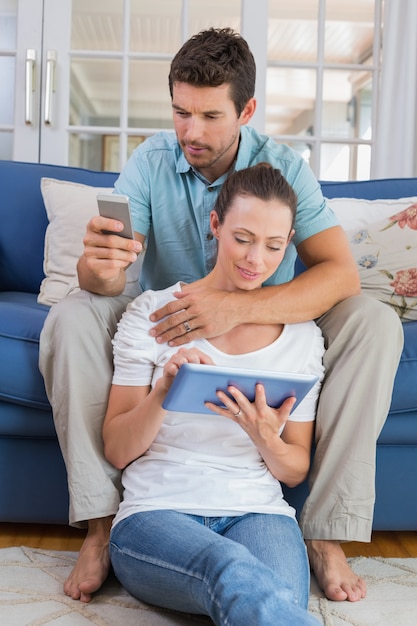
1;159;417;529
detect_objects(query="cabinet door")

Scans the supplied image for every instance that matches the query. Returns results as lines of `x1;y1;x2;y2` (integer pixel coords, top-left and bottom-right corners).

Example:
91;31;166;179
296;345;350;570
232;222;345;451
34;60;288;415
1;0;43;162
5;0;70;164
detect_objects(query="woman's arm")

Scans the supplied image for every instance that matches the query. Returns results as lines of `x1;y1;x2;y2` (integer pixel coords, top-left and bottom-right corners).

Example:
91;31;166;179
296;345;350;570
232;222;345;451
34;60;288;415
257;419;314;487
102;379;168;470
206;384;314;487
103;347;215;470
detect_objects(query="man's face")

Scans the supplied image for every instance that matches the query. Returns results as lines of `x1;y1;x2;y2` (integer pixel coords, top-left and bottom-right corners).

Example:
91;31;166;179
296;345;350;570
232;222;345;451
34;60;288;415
172;82;253;183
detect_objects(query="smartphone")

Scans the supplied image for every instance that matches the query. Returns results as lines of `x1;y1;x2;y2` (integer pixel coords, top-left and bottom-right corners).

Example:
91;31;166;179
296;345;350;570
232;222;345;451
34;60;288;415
97;193;135;239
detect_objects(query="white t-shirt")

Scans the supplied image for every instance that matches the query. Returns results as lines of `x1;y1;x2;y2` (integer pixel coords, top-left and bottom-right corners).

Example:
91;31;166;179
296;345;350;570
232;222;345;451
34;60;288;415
112;283;325;527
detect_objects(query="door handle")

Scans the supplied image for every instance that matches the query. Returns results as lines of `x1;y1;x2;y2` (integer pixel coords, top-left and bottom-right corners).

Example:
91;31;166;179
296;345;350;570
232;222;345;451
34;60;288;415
44;50;57;125
25;49;36;125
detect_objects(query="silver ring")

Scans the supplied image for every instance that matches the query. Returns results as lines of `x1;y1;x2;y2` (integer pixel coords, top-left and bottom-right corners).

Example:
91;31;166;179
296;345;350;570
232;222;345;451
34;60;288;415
233;409;242;417
183;320;192;333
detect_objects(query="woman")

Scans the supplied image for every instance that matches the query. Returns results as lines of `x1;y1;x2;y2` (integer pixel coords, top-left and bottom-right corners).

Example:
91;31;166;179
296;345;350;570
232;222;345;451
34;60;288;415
103;163;323;625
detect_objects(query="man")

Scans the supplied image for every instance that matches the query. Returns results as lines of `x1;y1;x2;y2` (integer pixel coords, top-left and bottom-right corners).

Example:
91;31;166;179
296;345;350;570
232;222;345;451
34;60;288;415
39;28;403;604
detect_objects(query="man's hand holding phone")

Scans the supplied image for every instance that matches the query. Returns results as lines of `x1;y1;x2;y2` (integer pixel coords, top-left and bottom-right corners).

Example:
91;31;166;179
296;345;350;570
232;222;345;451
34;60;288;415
77;194;144;295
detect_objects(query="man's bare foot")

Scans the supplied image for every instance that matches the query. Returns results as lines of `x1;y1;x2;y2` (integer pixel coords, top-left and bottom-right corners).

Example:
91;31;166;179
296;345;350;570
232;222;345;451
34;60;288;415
64;516;113;603
306;539;367;602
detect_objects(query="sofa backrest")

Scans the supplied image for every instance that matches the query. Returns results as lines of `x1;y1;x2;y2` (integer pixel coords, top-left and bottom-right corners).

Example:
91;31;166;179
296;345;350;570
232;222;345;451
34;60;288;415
0;161;118;294
2;160;417;295
320;177;417;201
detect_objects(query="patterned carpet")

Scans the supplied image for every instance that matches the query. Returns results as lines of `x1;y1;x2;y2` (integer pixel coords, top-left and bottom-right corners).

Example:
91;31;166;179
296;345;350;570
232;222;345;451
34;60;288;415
0;547;417;625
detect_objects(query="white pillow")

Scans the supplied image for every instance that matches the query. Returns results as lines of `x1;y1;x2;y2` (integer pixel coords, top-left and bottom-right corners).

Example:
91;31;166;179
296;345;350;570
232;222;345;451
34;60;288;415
39;178;142;306
326;196;417;232
345;202;417;321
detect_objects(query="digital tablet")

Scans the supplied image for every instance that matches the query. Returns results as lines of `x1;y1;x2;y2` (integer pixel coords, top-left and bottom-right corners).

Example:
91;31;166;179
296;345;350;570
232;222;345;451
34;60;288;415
162;363;318;415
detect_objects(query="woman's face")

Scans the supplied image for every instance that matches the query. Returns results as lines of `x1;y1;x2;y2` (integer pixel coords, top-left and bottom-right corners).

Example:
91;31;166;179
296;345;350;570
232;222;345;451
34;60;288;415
210;194;294;291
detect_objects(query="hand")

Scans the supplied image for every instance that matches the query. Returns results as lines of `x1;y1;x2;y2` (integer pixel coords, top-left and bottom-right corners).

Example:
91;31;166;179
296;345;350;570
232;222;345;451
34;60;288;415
205;383;297;446
82;215;142;283
150;284;240;346
159;347;215;393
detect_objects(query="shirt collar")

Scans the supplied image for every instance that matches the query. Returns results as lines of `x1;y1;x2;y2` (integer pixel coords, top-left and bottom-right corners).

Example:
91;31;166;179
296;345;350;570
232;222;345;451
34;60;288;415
234;126;254;170
175;126;254;179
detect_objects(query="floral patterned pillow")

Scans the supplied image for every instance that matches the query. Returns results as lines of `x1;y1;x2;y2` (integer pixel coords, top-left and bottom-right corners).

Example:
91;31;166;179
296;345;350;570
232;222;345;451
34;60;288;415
346;203;417;321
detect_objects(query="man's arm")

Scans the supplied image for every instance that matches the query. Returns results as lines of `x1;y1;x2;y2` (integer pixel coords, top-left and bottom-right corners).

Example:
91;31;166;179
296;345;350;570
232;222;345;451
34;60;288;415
77;214;145;296
150;225;360;345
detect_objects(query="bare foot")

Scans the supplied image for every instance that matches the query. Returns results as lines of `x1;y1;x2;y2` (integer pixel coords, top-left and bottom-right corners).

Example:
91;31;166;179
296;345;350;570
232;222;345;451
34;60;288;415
306;539;367;602
64;516;113;603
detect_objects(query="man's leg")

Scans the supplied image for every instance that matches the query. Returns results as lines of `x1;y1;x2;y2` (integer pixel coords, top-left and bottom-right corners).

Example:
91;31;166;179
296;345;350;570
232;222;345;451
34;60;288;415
300;295;403;602
39;290;132;601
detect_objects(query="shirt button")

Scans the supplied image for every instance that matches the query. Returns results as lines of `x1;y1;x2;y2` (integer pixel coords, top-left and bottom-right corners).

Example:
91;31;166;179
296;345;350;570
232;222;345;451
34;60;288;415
207;186;214;192
207;233;214;240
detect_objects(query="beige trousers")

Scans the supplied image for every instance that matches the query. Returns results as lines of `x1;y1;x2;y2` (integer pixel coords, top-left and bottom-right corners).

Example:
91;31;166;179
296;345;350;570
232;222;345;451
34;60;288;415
39;292;403;539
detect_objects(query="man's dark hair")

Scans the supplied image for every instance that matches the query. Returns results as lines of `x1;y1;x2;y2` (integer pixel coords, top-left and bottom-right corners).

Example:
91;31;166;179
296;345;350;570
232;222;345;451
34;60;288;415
169;28;256;116
214;163;297;227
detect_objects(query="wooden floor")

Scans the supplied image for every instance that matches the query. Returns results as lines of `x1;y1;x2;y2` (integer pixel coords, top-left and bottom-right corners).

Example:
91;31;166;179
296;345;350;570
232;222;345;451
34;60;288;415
0;523;416;558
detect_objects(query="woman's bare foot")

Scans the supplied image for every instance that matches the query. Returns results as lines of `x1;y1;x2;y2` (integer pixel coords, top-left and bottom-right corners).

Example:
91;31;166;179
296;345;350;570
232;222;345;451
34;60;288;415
64;516;113;603
306;539;367;602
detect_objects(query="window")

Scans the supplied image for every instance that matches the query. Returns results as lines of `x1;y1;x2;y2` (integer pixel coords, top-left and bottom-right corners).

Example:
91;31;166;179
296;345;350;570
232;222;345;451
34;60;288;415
264;0;383;180
68;0;383;177
3;0;382;173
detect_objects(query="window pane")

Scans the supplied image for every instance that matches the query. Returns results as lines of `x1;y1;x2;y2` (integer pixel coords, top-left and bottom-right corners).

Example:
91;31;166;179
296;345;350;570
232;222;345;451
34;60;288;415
268;0;319;62
128;59;172;129
0;56;14;124
130;0;182;53
320;143;371;181
188;0;241;36
320;143;351;181
324;0;376;64
101;135;146;171
68;132;104;170
266;67;316;136
0;131;13;159
0;0;17;49
322;69;372;140
68;132;148;171
71;0;124;51
356;144;371;180
70;59;122;127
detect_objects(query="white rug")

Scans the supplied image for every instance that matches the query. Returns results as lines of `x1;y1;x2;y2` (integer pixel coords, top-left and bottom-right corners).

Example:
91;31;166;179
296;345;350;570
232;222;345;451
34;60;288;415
1;547;417;625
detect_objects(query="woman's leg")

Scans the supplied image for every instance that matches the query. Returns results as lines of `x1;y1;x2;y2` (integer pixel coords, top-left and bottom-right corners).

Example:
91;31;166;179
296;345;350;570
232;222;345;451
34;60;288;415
110;511;319;626
221;512;310;609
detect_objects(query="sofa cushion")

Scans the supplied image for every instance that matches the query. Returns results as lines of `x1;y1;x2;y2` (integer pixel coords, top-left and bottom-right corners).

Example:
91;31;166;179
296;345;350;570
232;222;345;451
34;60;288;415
38;177;143;306
39;178;114;305
0;292;50;409
326;195;417;231
345;205;417;321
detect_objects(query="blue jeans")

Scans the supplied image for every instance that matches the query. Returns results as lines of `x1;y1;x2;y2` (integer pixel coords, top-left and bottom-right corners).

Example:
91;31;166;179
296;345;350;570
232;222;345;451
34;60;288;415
110;510;319;626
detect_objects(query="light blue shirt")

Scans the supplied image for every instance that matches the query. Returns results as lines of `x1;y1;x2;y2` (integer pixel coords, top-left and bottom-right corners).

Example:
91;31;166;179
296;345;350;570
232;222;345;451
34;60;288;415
114;126;338;292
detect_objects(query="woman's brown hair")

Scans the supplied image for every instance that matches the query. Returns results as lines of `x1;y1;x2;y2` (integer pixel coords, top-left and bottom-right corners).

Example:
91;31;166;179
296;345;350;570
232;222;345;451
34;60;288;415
214;163;297;227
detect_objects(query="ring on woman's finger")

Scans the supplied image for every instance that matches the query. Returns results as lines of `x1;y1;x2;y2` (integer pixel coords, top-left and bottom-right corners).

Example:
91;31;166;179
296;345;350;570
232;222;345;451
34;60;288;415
233;409;242;417
183;320;192;333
